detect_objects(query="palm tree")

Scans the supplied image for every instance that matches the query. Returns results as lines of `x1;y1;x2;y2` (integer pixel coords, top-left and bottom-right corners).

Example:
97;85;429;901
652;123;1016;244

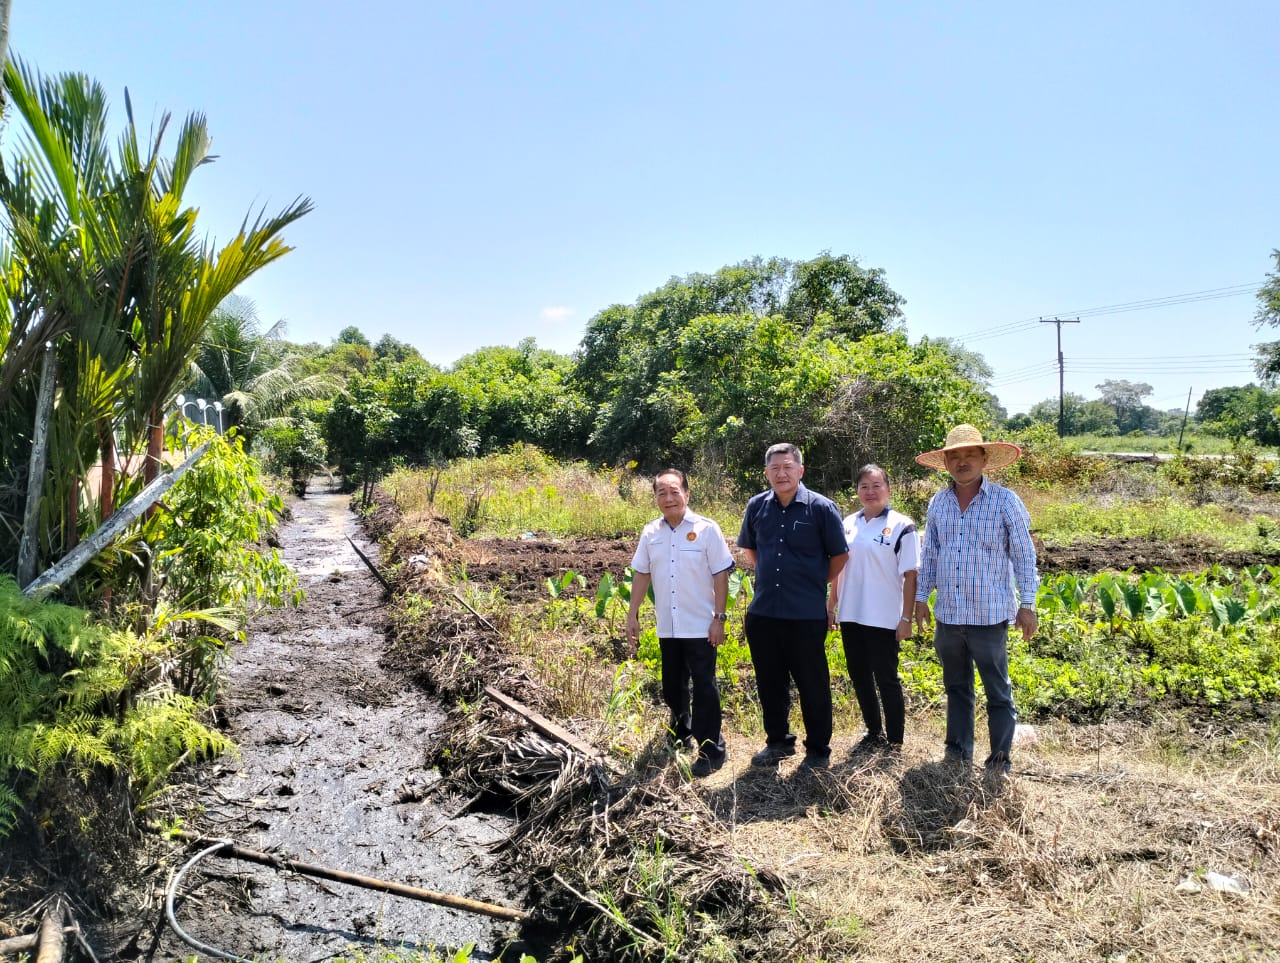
0;58;312;582
187;295;341;447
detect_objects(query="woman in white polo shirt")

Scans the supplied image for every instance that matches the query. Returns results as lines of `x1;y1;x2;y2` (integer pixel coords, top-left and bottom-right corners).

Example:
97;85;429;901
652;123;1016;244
827;464;920;753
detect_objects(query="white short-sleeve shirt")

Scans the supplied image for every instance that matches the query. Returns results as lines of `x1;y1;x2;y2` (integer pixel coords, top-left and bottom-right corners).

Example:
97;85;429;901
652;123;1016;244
631;510;735;638
835;505;920;630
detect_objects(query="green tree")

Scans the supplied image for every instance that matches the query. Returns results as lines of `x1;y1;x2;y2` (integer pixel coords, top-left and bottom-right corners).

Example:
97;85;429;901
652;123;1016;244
1096;379;1154;434
1021;393;1118;436
374;334;423;364
1253;249;1280;383
574;254;907;469
1197;385;1280;445
189;296;340;446
336;325;371;346
783;251;905;337
0;59;310;582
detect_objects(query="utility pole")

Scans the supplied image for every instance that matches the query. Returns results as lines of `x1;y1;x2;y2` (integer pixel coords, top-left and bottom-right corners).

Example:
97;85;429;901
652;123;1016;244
1176;387;1193;452
1040;316;1080;437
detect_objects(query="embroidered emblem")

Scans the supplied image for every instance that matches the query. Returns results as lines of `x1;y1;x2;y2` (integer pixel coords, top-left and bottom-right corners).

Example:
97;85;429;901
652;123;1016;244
882;527;892;536
686;531;697;542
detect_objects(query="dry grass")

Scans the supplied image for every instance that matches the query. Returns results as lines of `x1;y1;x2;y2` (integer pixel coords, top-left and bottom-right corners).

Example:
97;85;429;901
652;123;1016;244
372;486;1280;962
699;717;1280;962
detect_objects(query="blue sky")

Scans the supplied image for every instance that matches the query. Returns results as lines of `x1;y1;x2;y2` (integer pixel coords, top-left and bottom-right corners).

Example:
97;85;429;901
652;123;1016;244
9;1;1277;415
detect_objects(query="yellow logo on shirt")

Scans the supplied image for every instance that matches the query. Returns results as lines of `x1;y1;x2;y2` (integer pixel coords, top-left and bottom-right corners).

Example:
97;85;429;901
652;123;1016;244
686;532;697;542
882;527;892;536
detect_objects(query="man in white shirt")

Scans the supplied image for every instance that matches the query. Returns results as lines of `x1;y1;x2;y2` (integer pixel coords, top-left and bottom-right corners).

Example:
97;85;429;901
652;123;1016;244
626;469;735;777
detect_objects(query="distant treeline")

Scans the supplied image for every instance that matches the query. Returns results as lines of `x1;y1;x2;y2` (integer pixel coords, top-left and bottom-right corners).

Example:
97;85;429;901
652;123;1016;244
317;254;993;493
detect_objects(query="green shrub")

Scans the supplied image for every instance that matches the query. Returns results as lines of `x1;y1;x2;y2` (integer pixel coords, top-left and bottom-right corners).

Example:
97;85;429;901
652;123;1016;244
0;577;232;837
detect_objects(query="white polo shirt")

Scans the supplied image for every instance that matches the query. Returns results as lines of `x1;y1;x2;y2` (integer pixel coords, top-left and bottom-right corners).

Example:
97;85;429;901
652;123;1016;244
631;510;735;639
835;505;920;630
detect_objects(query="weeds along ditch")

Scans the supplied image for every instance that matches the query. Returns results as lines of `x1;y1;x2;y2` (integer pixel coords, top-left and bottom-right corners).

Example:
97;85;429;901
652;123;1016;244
370;449;1280;961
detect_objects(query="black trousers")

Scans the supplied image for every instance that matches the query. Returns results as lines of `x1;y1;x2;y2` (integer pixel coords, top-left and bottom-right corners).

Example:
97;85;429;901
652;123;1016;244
744;614;832;755
659;636;725;759
839;621;905;744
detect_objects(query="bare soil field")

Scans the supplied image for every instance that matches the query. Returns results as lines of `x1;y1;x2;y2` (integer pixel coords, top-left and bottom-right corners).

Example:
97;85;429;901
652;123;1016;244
448;533;1280;606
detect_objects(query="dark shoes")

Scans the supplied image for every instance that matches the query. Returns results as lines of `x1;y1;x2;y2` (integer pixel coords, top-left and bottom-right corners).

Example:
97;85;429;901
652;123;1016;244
799;751;831;771
750;741;798;767
691;750;728;778
851;732;889;756
984;752;1012;775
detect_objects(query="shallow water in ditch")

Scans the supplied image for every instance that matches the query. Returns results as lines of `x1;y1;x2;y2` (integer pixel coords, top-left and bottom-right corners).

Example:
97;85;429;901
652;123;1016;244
155;485;524;961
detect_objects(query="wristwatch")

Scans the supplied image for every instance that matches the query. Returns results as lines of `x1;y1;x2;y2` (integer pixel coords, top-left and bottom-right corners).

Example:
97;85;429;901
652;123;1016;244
713;612;728;623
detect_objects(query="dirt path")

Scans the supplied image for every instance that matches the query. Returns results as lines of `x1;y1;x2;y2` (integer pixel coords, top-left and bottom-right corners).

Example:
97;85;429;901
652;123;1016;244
154;486;522;961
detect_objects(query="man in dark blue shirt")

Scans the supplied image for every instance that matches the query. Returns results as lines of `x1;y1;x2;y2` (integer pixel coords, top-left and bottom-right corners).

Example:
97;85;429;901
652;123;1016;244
738;443;849;769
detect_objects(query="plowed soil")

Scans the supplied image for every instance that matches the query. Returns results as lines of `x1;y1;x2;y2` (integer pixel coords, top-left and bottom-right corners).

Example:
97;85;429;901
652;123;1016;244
452;534;1278;601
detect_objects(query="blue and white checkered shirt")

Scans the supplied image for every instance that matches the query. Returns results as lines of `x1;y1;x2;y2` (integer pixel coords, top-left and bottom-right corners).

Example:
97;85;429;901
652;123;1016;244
915;477;1039;625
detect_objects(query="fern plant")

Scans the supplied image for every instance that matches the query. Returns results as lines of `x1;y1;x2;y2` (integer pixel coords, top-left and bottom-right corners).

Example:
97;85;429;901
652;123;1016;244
0;577;232;837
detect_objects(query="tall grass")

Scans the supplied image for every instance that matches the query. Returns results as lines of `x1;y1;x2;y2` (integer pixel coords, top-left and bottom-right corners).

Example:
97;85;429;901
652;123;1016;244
1066;433;1243;455
1030;494;1263;547
382;446;743;538
383;445;1280;553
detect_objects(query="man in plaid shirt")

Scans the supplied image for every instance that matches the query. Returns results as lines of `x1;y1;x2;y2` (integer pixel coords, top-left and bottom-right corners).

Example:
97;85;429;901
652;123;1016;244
912;425;1039;775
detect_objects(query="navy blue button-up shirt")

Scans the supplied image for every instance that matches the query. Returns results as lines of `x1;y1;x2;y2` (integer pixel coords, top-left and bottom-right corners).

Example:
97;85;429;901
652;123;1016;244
738;483;849;620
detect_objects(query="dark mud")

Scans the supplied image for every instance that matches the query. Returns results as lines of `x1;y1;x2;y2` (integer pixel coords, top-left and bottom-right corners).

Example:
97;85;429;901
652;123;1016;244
1037;536;1280;575
455;537;635;601
151;487;525;961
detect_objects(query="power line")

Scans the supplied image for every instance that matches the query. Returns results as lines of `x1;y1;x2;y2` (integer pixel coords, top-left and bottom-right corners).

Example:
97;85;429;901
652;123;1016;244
949;283;1259;343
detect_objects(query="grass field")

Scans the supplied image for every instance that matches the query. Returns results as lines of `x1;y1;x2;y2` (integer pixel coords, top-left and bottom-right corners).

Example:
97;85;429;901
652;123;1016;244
379;452;1280;961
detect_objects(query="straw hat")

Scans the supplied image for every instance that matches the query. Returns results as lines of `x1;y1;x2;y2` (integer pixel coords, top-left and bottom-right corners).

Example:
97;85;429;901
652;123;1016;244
915;424;1022;471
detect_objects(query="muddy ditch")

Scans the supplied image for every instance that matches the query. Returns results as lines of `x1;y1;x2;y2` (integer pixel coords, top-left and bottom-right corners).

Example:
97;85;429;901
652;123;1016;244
146;486;532;961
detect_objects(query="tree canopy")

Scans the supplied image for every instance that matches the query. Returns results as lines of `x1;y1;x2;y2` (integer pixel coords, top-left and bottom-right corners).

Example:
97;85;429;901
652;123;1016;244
1253;249;1280;383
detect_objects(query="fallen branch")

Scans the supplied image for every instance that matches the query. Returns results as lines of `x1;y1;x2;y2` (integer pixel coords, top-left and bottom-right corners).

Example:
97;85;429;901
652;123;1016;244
159;828;526;923
0;928;67;956
24;442;213;598
346;535;392;594
35;897;66;963
551;872;663;951
483;685;623;776
452;590;498;633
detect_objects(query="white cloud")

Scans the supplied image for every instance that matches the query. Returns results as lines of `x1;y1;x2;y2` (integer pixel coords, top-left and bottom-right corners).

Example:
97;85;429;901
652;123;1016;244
540;305;573;322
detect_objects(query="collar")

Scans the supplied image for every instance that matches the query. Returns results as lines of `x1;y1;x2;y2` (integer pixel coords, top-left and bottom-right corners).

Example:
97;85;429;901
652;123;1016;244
766;482;812;507
947;476;988;497
662;509;699;530
854;504;891;522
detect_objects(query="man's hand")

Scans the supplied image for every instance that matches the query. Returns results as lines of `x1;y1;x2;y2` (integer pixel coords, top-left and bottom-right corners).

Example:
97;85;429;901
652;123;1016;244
625;611;641;658
913;600;932;634
708;618;725;648
1015;607;1038;641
